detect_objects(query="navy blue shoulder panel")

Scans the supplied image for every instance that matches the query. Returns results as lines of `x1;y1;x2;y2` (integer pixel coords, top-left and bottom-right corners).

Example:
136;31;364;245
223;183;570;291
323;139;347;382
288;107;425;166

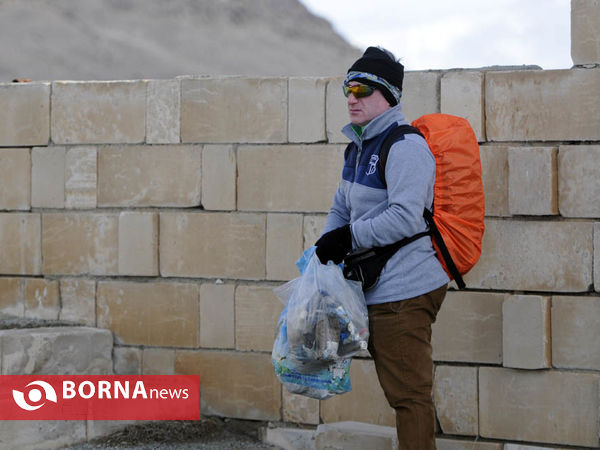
342;142;357;182
342;124;401;189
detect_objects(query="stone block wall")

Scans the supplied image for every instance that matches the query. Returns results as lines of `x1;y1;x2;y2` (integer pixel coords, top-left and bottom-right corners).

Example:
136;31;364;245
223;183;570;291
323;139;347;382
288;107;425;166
0;2;599;447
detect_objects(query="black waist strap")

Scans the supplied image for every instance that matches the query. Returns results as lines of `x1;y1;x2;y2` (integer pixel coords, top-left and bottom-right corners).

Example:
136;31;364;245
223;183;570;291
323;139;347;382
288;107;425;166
345;209;466;290
344;231;430;266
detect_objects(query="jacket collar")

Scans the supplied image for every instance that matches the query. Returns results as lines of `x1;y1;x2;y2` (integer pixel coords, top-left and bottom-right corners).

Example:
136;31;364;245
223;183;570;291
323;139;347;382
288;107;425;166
342;102;408;145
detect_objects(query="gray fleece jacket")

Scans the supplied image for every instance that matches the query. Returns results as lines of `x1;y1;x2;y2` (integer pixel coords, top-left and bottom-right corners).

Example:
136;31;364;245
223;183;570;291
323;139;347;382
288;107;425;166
322;103;449;305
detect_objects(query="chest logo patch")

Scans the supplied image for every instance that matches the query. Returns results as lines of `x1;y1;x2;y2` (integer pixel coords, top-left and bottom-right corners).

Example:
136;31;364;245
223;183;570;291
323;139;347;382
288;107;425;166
366;154;379;176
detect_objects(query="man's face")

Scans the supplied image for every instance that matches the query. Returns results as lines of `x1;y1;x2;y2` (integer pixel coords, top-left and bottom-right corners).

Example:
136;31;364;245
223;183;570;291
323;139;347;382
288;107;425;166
346;82;391;126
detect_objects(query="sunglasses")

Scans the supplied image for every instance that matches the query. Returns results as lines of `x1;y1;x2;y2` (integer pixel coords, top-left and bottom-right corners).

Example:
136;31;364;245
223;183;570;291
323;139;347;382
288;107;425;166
343;84;377;98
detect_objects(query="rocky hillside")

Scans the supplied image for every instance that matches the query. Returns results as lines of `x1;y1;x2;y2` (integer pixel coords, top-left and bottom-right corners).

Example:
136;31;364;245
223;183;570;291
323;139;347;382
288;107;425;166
0;0;361;81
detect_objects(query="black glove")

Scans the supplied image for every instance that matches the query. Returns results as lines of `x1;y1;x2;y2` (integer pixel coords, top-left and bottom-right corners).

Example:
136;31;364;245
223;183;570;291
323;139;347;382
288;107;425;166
315;225;352;264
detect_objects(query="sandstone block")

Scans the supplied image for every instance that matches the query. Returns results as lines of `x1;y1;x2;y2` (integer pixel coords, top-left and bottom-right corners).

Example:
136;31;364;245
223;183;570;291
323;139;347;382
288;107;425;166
199;283;235;349
267;213;304;281
118;212;159;276
175;350;281;421
321;359;395;427
479;367;600;447
503;295;551;369
325;78;349;143
0;278;24;317
433;365;478;436
31;146;65;208
508;147;557;215
403;71;440;122
558;145;600;217
303;215;327;249
113;346;142;375
262;427;316;450
201;144;236;211
146;79;180;144
181;77;287;143
436;439;502;450
0;213;41;275
42;213;118;275
59;278;96;326
0;278;60;320
464;219;593;292
0;327;113;375
596;223;600;292
315;422;397;450
235;285;284;352
480;145;509;217
441;70;485;141
98;145;202;207
24;278;60;320
65;146;97;209
51;81;146;144
571;0;600;65
0;82;50;146
0;420;86;450
552;295;600;370
289;77;327;143
282;390;320;425
486;69;600;141
432;291;505;364
160;212;266;279
97;281;199;347
142;348;176;375
237;145;344;212
0;149;30;210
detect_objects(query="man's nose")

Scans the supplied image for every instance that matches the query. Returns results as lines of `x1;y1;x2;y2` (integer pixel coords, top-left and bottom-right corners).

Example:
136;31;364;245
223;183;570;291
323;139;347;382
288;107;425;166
347;93;358;104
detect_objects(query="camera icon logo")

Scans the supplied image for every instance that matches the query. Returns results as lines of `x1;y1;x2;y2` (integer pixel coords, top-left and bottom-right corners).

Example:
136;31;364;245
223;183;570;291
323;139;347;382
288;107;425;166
12;380;58;411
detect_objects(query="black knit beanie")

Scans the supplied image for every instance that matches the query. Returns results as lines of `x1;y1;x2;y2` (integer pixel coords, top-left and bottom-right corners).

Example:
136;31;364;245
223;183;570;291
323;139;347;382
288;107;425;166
347;47;404;106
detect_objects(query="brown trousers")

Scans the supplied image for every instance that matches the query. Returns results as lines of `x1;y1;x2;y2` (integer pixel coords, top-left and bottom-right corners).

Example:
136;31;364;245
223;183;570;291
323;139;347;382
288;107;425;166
367;284;447;450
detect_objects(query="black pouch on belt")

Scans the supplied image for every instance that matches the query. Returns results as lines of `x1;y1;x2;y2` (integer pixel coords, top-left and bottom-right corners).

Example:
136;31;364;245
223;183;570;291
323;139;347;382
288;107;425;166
343;232;430;291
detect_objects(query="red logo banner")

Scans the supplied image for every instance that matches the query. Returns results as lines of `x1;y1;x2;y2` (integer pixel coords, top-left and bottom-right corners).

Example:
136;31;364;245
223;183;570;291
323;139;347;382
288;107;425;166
0;375;200;420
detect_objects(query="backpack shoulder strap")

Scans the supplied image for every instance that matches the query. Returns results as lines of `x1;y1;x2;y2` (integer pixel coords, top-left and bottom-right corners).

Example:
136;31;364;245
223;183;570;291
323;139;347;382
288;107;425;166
423;208;466;289
378;124;424;185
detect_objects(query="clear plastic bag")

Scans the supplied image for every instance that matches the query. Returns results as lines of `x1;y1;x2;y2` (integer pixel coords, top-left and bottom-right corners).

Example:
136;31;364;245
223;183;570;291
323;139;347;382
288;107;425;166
272;306;352;399
271;253;369;399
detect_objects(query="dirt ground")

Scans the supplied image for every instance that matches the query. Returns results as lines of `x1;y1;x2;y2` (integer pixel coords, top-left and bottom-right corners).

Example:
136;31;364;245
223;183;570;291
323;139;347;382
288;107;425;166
65;417;282;449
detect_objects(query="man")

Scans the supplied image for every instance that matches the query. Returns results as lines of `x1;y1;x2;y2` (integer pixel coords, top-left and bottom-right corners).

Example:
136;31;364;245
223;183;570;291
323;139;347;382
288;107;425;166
314;46;449;450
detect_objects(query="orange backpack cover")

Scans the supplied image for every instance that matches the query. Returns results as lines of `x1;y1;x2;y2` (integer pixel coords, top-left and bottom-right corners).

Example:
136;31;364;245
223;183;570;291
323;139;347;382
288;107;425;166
411;113;485;281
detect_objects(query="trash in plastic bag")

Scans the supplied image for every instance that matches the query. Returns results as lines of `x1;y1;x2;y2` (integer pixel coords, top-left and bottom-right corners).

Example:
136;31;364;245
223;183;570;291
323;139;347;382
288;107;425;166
272;252;369;399
272;305;352;399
